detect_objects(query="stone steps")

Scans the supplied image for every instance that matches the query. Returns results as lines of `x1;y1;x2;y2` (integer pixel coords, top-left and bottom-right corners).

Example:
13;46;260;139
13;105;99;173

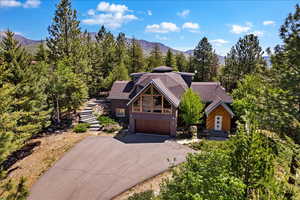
77;99;104;132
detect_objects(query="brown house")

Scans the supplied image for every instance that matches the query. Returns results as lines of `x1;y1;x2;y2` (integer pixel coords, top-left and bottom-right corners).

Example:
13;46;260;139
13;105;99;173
107;66;234;136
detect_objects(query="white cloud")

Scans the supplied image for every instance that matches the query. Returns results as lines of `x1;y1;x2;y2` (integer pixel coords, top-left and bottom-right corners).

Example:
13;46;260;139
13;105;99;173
145;22;180;33
97;1;128;13
0;0;22;7
83;2;137;29
87;9;95;16
251;30;264;37
182;22;199;30
0;0;40;8
83;13;137;29
210;39;229;45
230;24;251;34
147;10;152;16
155;35;168;41
177;9;190;18
23;0;40;8
210;39;228;44
263;20;275;26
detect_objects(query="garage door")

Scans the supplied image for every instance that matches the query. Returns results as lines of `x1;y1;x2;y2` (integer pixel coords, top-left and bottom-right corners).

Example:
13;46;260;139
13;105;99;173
135;119;170;135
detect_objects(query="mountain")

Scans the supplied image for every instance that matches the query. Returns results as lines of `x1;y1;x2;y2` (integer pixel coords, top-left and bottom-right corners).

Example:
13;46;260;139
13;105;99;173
1;32;270;66
0;31;41;46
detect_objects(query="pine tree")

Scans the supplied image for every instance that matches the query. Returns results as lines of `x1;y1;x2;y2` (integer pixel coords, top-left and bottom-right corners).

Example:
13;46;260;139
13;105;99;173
147;44;163;71
221;34;265;92
46;0;81;62
0;31;50;143
95;26;116;78
129;38;144;73
165;49;177;70
35;42;48;62
193;37;219;81
269;4;300;193
175;53;188;72
103;61;129;89
115;32;128;65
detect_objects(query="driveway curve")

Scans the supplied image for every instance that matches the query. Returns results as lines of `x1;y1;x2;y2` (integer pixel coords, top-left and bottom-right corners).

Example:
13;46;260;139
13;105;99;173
28;135;193;200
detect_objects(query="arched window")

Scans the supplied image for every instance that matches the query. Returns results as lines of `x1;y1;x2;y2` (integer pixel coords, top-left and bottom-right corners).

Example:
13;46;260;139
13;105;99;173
132;85;172;114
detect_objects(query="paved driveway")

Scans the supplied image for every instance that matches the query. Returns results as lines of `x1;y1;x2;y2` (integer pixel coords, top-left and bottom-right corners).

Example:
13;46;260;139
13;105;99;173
28;135;194;200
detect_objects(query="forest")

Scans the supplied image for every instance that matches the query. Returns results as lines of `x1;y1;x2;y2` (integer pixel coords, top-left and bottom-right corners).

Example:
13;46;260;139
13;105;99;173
0;0;299;199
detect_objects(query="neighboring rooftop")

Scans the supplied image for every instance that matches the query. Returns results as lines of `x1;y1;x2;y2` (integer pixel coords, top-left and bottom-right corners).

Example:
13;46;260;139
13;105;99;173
151;66;173;73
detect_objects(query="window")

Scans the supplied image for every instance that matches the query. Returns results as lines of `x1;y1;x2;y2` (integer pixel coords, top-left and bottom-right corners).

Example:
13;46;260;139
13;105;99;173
116;108;125;117
132;85;172;114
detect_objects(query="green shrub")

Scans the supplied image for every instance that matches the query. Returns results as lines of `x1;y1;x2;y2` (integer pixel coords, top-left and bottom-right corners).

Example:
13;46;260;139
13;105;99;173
97;116;117;126
189;139;229;151
128;190;155;200
73;123;90;133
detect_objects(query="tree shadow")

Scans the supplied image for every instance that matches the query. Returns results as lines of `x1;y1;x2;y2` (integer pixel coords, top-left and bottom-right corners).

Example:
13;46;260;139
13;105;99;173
1;141;41;173
114;132;171;144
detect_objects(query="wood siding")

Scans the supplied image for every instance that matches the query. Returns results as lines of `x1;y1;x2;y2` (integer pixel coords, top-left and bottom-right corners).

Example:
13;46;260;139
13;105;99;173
110;99;129;120
206;105;231;132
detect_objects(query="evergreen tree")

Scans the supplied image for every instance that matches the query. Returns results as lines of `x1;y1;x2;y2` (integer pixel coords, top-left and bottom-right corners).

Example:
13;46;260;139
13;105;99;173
47;58;88;123
46;0;81;62
193;37;219;81
147;44;163;70
115;32;128;65
95;26;116;78
129;38;144;73
103;61;129;89
269;4;300;193
221;34;265;92
0;31;50;143
35;42;48;62
175;53;188;72
165;49;177;70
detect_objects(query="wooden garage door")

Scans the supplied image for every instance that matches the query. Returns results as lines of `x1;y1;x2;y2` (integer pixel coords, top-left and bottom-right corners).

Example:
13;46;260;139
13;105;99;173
135;119;170;135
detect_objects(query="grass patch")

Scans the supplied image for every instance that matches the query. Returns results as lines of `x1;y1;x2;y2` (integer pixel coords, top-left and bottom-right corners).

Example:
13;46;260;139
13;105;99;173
97;116;117;126
73;123;90;133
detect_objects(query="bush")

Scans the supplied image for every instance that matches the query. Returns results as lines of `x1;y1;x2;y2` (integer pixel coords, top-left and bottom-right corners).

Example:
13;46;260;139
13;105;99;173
98;116;117;126
159;151;245;200
189;139;229;151
128;190;155;200
73;123;90;133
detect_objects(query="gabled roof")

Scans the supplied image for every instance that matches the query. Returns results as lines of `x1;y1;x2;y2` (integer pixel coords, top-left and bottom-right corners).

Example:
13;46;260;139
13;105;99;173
191;82;232;103
127;78;180;107
205;97;235;117
107;81;134;100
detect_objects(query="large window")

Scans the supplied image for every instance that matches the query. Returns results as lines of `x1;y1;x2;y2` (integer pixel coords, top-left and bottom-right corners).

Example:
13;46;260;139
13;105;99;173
132;85;172;114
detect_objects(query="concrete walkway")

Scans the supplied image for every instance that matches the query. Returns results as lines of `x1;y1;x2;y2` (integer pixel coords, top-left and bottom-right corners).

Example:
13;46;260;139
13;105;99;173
28;135;194;200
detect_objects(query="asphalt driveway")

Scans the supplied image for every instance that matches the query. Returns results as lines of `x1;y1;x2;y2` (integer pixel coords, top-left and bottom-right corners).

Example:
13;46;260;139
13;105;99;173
28;134;194;200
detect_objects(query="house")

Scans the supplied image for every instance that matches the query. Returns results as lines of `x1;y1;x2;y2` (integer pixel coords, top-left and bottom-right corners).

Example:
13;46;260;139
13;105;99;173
107;66;234;136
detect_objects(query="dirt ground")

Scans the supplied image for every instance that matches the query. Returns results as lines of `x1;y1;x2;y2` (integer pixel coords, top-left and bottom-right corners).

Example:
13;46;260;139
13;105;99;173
3;131;113;189
114;170;172;200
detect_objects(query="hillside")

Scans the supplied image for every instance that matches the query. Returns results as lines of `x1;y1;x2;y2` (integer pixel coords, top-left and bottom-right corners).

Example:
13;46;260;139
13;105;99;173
2;32;274;66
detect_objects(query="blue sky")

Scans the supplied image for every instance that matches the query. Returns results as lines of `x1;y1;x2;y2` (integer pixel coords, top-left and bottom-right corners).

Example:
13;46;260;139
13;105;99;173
0;0;298;55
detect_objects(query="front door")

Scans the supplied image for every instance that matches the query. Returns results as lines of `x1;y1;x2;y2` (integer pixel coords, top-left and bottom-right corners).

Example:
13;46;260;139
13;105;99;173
214;115;222;131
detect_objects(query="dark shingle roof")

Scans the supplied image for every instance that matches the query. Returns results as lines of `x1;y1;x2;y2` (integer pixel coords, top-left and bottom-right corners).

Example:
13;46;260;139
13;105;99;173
152;66;173;73
107;81;134;100
135;72;188;102
191;82;232;103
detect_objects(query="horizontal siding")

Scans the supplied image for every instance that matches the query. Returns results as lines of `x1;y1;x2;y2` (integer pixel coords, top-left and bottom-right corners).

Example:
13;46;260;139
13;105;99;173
206;105;231;131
